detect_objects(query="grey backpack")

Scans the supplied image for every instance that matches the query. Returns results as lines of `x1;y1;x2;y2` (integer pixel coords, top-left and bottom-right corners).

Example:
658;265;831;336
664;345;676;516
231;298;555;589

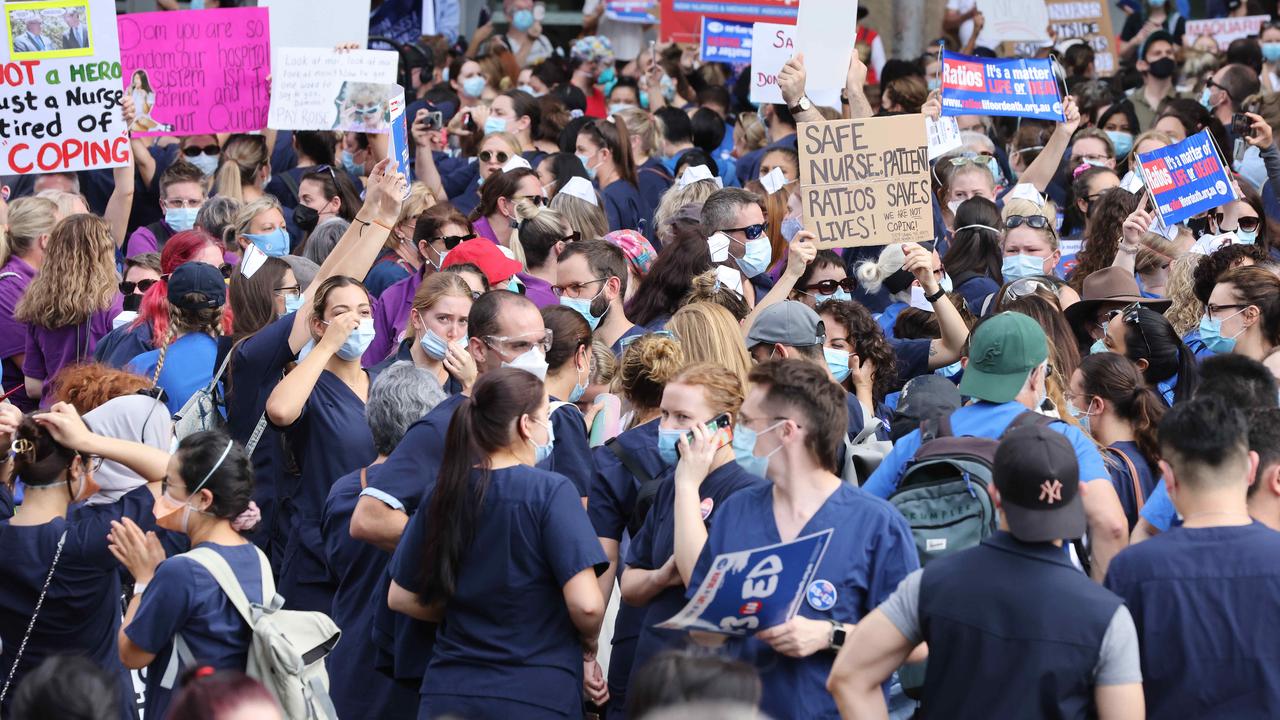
180;546;341;720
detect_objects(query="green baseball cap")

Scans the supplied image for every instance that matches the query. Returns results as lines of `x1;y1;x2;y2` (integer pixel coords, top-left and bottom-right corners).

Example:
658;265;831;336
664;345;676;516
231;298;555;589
958;312;1049;403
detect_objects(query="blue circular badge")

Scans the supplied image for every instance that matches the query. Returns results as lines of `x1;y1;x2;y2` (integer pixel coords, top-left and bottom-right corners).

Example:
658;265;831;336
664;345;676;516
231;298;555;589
806;579;837;611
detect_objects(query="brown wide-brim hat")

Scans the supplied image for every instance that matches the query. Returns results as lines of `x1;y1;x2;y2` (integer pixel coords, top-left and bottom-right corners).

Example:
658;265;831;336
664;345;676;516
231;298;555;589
1063;267;1171;330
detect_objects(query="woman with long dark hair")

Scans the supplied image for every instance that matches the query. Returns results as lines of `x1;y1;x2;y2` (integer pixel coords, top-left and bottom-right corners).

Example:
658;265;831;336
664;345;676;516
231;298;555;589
388;368;607;718
625;217;712;329
943;197;1004;316
1096;305;1199;406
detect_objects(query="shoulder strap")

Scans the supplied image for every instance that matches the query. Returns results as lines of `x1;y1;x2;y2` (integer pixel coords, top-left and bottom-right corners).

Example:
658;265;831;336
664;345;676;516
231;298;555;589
182;545;277;628
606;436;654;486
243;413;270;456
279;170;301;201
0;530;67;705
1103;446;1145;512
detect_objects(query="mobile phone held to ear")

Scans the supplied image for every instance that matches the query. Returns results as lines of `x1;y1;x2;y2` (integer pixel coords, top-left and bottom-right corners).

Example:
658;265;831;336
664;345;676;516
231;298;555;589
676;413;733;458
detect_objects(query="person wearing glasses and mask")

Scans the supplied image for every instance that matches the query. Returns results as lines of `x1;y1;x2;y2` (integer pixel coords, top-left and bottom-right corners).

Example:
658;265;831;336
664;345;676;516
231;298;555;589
790;251;854;309
470;167;546;258
1093;303;1199;407
451;133;524;217
363;205;478;366
1000;197;1076;293
701;188;773;304
115;253;162;329
557;240;642;353
125;163;208;259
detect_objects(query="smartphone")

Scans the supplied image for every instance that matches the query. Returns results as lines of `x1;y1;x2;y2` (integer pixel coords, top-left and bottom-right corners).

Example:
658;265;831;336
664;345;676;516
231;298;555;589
416;110;443;130
478;7;491;26
1232;112;1256;139
677;413;733;457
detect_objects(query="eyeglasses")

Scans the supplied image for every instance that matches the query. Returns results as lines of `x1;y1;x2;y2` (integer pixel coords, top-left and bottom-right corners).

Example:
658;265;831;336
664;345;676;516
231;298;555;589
181;144;220;158
1004;214;1051;230
162;198;203;210
274;284;301;299
119;278;158;295
516;194;547;207
620;329;677;351
724;223;767;240
479;150;510;164
432;232;476;249
738;412;799;431
483;329;554;357
805;278;856;295
1206;303;1251;318
552;277;607;297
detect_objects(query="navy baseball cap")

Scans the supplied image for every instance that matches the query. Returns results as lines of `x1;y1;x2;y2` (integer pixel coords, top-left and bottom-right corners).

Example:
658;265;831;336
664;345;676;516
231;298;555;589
166;261;226;310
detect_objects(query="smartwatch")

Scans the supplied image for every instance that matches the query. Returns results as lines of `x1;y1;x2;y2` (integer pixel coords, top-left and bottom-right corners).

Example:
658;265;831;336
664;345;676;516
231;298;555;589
828;620;847;650
789;95;813;115
925;286;947;303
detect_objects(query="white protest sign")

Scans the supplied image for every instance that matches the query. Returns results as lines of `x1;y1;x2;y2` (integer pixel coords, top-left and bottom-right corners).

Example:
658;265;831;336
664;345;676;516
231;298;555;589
268;48;399;131
925;116;963;161
261;0;370;49
749;22;840;108
0;0;131;174
976;0;1050;45
1185;15;1269;49
794;0;857;93
421;0;436;35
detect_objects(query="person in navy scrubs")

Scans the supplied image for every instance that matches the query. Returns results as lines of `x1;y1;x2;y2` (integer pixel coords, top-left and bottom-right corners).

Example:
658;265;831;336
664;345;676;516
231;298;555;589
540;306;597;498
100;430;261;720
577;117;644;232
586;332;683;718
265;276;378;613
686;360;919;720
0;405;162;720
322;362;446;720
388;368;609;719
621;363;767;696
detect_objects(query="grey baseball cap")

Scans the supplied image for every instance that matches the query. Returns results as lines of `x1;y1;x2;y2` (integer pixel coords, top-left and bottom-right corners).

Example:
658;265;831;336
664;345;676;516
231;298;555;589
745;301;826;349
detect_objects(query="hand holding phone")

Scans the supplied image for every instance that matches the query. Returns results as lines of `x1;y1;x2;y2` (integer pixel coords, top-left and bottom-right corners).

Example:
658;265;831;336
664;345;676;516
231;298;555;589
677;413;733;458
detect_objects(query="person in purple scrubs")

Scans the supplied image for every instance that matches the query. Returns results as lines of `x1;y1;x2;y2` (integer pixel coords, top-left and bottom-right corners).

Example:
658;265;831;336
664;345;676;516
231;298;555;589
0;196;59;411
514;199;576;308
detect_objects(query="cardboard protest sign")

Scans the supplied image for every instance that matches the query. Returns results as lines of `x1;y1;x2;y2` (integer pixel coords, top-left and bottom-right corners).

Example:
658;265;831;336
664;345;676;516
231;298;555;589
658;530;832;635
794;0;857;93
1137;129;1236;228
386;87;411;198
1185;15;1269;49
117;8;269;137
975;0;1049;45
261;0;370;50
797;115;934;248
0;0;130;174
1007;0;1117;75
940;50;1064;122
606;0;660;24
268;48;399;132
659;0;795;45
700;17;752;64
748;22;838;107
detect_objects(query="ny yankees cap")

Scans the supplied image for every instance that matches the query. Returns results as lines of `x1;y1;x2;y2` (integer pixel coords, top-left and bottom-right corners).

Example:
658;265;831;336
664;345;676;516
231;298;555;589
993;424;1086;543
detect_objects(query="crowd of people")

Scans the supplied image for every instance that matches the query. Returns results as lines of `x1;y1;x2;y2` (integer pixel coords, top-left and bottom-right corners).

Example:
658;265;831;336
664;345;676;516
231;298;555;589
5;0;1280;718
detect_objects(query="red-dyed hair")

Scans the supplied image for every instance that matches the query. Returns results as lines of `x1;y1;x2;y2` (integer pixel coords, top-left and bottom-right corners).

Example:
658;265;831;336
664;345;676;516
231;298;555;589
166;669;281;720
131;230;235;346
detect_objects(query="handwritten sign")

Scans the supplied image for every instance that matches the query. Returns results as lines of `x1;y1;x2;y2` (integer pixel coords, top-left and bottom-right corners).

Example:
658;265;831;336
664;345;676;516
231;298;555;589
606;0;659;24
748;22;838;107
658;530;832;635
700;17;752;63
1137;129;1236;228
386;87;411;198
976;0;1049;45
798;115;934;248
1008;0;1117;75
659;0;796;45
117;8;269;137
260;0;370;49
794;0;856;93
940;50;1063;121
267;48;399;132
1185;15;1269;49
0;0;130;174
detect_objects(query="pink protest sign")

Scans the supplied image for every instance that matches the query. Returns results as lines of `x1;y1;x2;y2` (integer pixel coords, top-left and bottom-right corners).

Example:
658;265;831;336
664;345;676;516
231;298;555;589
117;7;269;137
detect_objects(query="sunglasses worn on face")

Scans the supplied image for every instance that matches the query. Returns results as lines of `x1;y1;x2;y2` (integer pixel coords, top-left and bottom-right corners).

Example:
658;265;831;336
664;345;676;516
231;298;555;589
725;223;766;240
1212;212;1261;233
806;278;856;295
182;145;220;158
479;150;510;164
435;232;477;249
516;194;547;207
119;279;158;294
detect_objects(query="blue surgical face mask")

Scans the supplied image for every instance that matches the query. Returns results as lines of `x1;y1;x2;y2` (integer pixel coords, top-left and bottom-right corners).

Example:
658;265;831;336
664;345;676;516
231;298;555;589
1235;228;1258;245
187;152;219;177
419;327;450;360
484;115;508;135
506;276;523;294
657;427;683;466
1106;130;1134;158
732;421;783;477
560;294;604;330
815;288;852;305
986;157;1004;186
340;150;363;178
569;377;587;403
734;235;772;278
517;83;540;96
780;216;804;243
165;207;199;232
529;418;555;463
334;317;376;361
824;347;851;382
609;103;636;115
639;90;650;109
597;66;616;86
577;152;598;180
1090;338;1108;355
927;77;940;91
283;294;304;315
1265;42;1280;63
1001;253;1045;282
462;75;486;98
245;228;290;257
1199;309;1247;354
1199;87;1216;112
1066;400;1094;433
512;8;535;31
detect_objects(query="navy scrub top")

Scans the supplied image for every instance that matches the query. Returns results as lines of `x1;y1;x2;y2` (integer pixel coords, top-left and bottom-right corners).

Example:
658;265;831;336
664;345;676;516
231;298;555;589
321;464;418;720
541;399;596;497
601;179;644;233
127;542;264;720
271;368;377;612
687;483;919;720
394;466;608;717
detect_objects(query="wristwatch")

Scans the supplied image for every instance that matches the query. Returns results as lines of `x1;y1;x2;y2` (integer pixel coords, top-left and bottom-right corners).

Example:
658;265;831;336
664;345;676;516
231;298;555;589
827;620;847;650
789;95;813;115
925;286;946;303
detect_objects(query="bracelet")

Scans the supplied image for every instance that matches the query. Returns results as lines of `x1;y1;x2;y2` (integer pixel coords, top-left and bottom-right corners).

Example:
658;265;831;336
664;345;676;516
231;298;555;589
925;286;946;303
1118;243;1140;255
354;216;393;231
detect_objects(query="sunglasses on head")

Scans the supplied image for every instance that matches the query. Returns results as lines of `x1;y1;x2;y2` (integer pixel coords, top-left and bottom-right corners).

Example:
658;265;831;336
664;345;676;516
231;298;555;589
725;223;767;241
479;150;510;164
435;232;476;249
806;278;856;295
182;145;220;158
119;279;158;295
1004;214;1051;230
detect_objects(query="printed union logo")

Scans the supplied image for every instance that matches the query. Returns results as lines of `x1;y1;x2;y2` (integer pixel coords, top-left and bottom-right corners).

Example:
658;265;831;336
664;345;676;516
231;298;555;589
806;579;837;611
708;21;723;32
943;60;986;91
1215;180;1228;196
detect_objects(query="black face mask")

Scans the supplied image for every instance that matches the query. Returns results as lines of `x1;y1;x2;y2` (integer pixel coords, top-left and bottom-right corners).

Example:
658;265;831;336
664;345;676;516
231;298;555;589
122;293;142;312
1147;57;1177;80
1186;215;1211;238
293;204;319;233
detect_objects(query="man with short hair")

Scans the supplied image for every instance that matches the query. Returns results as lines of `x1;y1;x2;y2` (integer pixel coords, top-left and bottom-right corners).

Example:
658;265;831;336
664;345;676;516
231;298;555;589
13;17;53;53
125;162;207;258
556;239;640;352
1204;63;1261;132
1105;396;1280;717
1245;407;1280;530
865;312;1130;579
653;108;695;172
1125;31;1180;131
62;10;88;49
701;188;770;294
829;425;1145;719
